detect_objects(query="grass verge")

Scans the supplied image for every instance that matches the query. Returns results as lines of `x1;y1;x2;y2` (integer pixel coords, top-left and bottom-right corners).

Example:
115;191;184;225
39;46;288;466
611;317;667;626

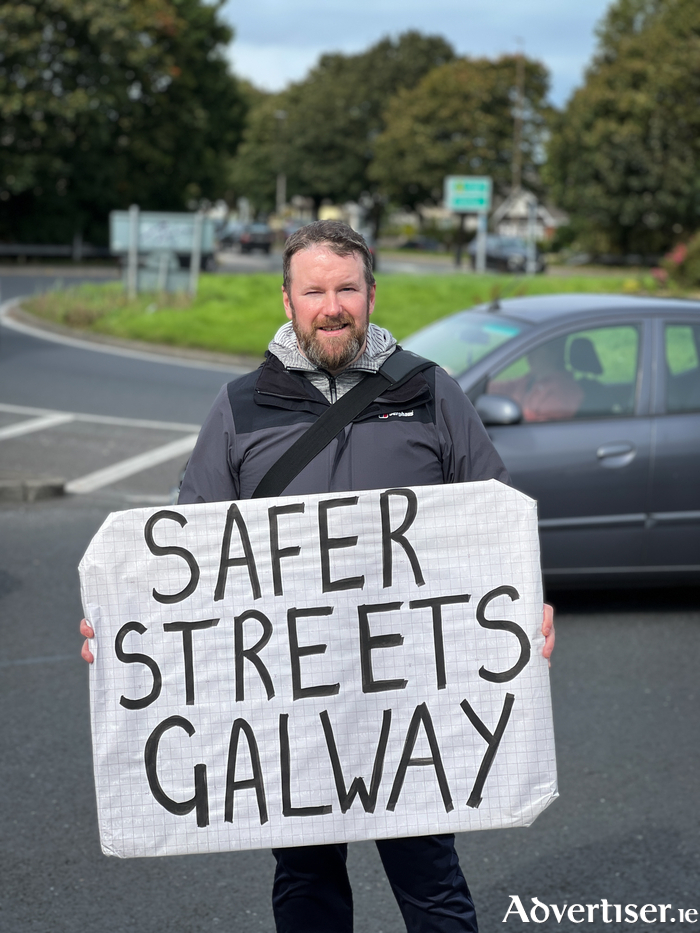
22;271;661;358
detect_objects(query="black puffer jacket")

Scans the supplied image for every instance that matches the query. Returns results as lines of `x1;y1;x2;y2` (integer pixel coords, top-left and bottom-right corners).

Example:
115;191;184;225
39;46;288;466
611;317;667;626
179;348;509;504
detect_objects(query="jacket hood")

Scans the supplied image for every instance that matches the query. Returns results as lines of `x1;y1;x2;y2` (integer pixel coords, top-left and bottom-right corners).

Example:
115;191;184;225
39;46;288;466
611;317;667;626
268;321;397;374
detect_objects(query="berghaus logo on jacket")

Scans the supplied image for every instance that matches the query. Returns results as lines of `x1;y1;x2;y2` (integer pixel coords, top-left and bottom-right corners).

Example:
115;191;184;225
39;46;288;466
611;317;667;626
379;410;415;419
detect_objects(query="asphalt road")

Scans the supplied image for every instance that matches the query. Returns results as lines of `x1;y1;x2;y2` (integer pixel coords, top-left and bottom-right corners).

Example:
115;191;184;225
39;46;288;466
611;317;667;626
0;268;253;504
1;272;699;933
0;269;247;425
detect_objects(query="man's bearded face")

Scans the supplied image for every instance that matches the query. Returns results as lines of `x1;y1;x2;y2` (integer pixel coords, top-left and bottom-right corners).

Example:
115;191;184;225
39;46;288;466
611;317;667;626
289;297;370;372
282;246;375;374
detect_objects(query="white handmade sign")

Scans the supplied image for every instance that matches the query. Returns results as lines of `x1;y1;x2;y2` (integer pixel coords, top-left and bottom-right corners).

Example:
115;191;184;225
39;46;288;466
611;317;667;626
80;480;557;859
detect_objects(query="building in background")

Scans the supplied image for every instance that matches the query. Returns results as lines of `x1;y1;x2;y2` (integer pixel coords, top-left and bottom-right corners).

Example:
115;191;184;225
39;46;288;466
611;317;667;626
492;189;569;242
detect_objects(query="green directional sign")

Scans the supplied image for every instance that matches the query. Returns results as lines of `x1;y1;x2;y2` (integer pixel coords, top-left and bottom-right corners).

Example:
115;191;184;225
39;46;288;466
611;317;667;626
444;176;492;213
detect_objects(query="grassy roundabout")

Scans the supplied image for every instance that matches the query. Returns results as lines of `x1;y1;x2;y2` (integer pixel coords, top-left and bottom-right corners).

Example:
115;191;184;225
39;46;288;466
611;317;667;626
22;270;660;359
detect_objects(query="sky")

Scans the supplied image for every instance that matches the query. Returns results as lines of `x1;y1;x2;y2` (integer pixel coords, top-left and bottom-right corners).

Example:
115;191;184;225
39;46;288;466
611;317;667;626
222;0;613;108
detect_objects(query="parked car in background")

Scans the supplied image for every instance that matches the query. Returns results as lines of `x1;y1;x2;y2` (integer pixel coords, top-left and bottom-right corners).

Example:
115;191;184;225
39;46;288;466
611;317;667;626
402;294;700;587
399;235;441;251
467;234;545;273
239;223;274;254
175;251;217;271
217;220;245;249
283;219;311;239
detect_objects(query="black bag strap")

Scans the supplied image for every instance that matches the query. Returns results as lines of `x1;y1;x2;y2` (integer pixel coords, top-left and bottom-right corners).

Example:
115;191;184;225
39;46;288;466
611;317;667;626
252;349;433;498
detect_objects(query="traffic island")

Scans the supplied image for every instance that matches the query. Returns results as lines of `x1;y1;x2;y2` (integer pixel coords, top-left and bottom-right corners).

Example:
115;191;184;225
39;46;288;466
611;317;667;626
0;478;65;502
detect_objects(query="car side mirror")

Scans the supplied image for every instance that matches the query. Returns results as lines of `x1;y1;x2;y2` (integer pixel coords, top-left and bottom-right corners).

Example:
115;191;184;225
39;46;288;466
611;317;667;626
474;394;523;426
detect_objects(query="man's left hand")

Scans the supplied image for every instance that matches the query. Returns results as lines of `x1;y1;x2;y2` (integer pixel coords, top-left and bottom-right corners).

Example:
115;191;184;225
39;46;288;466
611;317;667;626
542;604;555;665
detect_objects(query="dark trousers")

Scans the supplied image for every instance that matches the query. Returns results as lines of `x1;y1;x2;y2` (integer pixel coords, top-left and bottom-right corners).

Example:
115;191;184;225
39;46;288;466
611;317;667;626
272;834;478;933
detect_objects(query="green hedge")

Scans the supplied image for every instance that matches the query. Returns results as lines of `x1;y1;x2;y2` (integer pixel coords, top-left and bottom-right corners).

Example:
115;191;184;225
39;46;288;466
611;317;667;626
23;271;657;358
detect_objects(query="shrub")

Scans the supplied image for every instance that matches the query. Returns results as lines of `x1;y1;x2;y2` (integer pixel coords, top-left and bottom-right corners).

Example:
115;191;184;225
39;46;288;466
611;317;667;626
661;233;700;288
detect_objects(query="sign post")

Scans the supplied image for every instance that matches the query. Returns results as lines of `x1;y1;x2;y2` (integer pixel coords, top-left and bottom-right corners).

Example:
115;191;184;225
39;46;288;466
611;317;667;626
443;176;492;272
476;212;488;275
127;204;139;300
189;211;204;297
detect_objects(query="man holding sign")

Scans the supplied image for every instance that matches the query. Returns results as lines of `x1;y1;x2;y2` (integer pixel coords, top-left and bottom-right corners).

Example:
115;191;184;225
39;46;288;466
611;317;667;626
81;220;554;933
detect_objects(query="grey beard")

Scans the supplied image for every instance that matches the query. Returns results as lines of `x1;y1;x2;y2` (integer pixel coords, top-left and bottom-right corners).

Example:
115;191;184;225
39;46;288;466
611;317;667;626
296;326;364;372
289;295;369;372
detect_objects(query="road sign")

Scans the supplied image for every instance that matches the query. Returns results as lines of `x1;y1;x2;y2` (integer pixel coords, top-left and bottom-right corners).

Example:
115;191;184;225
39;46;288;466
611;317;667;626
444;176;492;213
111;207;213;297
109;211;215;253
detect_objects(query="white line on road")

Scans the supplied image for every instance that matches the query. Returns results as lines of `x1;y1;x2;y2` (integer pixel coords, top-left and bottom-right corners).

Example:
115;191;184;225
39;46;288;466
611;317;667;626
0;412;74;440
0;401;201;434
65;434;199;495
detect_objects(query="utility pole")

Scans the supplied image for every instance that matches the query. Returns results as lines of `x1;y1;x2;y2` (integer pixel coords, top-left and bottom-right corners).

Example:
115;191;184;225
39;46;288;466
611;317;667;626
511;42;525;194
275;110;287;216
526;194;538;275
189;211;203;297
276;173;287;216
454;214;466;268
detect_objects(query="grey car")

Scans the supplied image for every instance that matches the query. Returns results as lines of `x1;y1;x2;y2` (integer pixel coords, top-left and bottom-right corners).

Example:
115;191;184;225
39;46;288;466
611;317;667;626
402;294;700;587
466;235;546;273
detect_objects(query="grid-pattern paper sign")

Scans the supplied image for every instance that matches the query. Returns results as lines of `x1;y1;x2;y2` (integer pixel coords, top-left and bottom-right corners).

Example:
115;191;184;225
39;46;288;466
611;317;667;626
80;480;557;859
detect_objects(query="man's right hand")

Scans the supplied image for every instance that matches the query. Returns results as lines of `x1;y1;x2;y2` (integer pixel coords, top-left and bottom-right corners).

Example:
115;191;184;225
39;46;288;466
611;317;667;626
80;618;94;663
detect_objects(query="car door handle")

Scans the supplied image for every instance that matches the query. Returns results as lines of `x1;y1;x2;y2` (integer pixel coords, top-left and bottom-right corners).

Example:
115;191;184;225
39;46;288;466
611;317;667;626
596;442;636;467
597;442;635;458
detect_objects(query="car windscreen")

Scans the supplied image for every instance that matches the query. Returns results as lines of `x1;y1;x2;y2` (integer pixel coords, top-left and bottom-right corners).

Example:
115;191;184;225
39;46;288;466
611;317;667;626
401;312;527;376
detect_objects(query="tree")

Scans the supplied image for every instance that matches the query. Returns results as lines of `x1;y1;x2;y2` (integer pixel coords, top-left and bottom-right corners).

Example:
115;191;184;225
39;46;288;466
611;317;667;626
229;31;455;221
544;0;700;255
228;91;281;215
0;0;247;245
369;55;551;213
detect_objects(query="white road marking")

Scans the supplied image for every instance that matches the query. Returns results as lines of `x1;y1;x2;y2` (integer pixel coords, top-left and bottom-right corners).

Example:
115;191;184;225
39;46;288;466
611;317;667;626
0;412;74;440
0;401;200;433
65;434;199;495
0;401;200;495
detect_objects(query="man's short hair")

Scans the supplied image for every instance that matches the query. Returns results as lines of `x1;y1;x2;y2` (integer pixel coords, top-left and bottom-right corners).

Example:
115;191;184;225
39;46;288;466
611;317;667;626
282;220;375;292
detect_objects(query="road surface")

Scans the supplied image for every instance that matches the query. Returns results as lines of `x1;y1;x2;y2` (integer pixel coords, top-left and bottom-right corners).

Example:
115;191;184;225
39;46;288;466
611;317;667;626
1;272;698;932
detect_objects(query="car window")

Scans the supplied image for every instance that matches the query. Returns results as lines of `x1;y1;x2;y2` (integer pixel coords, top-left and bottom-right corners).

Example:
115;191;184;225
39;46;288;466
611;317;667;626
665;323;700;413
488;324;640;423
401;312;526;376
